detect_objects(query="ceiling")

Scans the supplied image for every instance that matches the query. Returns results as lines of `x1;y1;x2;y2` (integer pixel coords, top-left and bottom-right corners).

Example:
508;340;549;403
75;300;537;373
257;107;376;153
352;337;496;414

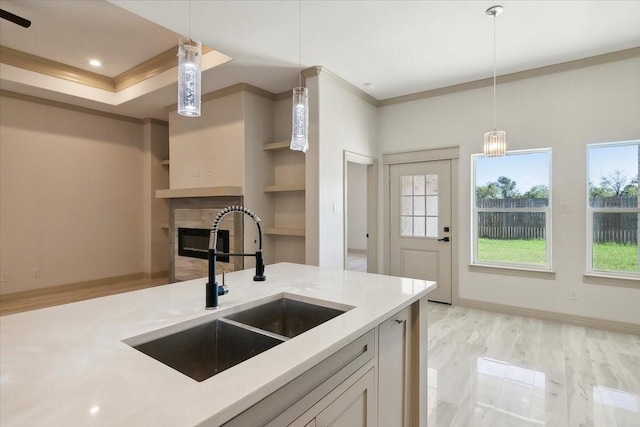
1;0;639;120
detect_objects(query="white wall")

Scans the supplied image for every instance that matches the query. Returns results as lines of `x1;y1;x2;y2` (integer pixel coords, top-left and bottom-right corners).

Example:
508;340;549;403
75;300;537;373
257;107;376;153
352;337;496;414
0;95;145;294
307;71;378;268
347;162;368;250
378;57;640;325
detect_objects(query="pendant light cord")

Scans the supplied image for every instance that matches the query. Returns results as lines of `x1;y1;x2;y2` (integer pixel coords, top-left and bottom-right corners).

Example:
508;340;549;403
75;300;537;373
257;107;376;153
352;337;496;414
492;12;497;131
298;0;302;87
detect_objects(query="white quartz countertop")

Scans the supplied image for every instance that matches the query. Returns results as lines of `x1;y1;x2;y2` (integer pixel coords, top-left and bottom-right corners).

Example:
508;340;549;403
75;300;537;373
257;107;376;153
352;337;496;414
0;263;435;426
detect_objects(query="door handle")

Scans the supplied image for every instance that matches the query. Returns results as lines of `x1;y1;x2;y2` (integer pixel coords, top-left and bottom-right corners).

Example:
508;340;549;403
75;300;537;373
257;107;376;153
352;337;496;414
437;237;450;242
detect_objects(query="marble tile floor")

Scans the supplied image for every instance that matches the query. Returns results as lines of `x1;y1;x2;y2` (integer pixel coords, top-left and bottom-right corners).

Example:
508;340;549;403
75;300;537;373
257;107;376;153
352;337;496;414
346;250;367;272
426;302;640;427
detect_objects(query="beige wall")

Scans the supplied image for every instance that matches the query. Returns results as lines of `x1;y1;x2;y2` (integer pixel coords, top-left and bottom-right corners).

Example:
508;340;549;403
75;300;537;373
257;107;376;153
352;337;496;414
378;56;640;325
0;95;146;294
168;92;245;189
242;91;275;266
143;120;170;276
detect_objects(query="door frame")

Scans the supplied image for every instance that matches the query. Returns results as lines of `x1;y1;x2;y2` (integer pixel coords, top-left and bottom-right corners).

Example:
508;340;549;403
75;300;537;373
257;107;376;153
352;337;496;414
343;151;378;273
383;146;459;305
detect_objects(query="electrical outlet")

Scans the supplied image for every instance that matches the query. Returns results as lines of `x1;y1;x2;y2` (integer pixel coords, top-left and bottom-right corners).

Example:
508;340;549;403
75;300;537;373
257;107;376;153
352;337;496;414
33;268;41;278
569;288;579;300
0;272;8;282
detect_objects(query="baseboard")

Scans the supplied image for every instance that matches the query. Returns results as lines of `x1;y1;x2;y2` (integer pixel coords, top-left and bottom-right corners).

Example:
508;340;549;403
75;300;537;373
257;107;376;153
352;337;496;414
1;272;148;301
145;271;169;280
458;298;640;336
347;249;368;254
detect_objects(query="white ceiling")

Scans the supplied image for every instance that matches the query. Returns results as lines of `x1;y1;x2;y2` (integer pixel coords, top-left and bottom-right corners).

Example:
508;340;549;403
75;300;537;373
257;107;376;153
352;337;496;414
1;0;639;120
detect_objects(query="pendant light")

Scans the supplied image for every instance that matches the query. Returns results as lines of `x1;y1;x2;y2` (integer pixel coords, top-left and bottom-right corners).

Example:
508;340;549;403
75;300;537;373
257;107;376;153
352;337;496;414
290;0;309;153
484;5;506;157
177;1;201;117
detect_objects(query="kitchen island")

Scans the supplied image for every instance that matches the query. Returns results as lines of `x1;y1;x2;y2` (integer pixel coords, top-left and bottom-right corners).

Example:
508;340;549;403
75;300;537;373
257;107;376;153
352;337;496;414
0;263;435;426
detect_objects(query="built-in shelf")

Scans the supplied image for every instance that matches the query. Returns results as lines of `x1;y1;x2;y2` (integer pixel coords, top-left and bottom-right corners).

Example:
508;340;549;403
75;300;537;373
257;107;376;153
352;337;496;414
160;159;170;166
160;224;169;229
156;186;243;199
263;185;305;193
264;227;305;237
263;141;291;152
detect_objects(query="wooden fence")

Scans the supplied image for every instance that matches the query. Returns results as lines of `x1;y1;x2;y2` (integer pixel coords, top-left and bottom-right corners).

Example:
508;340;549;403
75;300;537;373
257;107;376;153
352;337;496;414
476;196;638;243
593;213;638;244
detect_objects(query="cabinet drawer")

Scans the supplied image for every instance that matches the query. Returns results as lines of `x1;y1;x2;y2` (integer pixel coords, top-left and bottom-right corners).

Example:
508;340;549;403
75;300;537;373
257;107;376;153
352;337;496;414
223;329;375;426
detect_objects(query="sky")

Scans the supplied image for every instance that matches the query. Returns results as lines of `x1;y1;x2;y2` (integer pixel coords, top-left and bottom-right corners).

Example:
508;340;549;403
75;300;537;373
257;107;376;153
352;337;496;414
588;143;639;187
475;143;639;193
475;151;550;193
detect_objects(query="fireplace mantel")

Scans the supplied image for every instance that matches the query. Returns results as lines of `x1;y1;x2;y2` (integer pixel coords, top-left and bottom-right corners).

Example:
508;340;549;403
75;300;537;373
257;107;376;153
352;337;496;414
156;186;243;199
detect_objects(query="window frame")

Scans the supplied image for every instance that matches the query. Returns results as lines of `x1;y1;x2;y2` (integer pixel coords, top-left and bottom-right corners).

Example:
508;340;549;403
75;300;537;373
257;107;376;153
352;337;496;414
471;148;553;271
586;140;639;279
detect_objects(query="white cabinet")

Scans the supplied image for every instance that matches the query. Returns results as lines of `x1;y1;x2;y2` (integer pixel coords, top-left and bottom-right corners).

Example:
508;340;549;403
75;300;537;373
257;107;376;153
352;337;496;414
223;331;375;427
290;366;376;427
378;306;410;426
314;367;376;426
222;303;423;427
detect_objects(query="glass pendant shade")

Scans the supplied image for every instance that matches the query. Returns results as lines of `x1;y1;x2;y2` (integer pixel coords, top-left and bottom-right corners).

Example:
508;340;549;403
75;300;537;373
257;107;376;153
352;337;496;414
484;130;507;157
177;37;201;117
290;87;309;153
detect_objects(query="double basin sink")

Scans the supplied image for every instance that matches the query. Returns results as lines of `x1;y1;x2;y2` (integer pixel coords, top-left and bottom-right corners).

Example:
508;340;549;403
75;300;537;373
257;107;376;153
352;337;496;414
124;295;352;382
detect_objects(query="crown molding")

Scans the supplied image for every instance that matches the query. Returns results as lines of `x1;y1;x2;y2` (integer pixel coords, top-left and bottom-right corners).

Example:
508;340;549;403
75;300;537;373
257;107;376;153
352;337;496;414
0;44;212;94
0;45;114;91
113;46;212;92
379;47;640;107
304;66;378;107
0;89;143;124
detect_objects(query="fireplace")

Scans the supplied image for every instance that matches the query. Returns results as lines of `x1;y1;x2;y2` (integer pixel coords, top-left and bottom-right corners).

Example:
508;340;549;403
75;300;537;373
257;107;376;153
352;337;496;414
178;228;229;262
169;195;244;282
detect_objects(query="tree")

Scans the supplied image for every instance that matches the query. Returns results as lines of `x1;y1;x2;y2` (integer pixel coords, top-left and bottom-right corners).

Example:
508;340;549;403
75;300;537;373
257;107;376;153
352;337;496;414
622;182;638;196
523;185;549;199
589;180;613;198
475;182;500;199
600;169;632;196
496;176;520;198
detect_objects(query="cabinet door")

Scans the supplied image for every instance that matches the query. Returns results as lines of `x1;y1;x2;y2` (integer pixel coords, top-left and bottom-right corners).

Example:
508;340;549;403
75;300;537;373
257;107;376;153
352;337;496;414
315;367;376;427
378;307;410;426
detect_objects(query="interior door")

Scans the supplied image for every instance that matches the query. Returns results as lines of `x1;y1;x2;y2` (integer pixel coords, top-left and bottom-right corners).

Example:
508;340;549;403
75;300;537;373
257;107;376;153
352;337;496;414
390;160;452;304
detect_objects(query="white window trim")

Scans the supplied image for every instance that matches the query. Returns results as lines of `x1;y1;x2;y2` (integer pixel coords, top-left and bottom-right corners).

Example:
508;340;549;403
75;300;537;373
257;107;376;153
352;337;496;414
471;148;553;271
586;140;640;279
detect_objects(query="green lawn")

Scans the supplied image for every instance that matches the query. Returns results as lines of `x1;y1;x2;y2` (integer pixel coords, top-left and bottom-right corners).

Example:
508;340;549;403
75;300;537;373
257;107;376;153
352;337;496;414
477;238;546;265
477;238;639;272
592;242;638;273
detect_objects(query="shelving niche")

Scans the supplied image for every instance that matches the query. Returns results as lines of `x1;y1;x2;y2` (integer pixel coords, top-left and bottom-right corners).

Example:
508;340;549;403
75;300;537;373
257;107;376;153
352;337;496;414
264;140;305;263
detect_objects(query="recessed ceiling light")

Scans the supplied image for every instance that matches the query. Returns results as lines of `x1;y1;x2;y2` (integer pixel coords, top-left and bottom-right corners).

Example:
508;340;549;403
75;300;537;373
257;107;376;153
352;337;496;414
89;59;102;67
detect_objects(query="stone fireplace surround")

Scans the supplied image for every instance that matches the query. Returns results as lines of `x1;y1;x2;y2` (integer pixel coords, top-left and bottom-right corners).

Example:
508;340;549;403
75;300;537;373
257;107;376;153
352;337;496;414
169;196;244;283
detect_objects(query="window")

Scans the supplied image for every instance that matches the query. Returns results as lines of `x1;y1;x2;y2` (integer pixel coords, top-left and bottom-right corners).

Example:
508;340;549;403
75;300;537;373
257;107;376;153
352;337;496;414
401;174;439;237
587;141;639;278
472;149;551;269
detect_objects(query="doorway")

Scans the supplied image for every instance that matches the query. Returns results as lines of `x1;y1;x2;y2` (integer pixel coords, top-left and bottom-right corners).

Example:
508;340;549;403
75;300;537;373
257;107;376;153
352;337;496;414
384;147;458;305
346;162;368;271
344;151;378;273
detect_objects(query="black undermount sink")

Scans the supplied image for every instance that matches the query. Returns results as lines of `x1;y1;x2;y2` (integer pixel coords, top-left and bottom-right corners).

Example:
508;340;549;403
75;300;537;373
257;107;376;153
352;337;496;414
126;296;352;382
